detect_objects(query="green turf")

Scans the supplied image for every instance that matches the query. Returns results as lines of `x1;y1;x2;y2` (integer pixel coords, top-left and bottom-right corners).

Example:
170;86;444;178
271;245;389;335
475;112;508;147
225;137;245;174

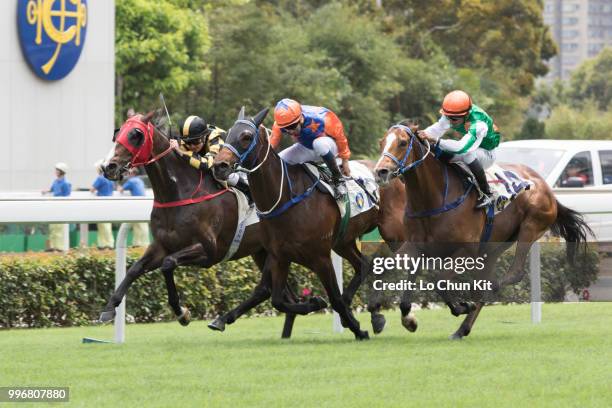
1;303;611;408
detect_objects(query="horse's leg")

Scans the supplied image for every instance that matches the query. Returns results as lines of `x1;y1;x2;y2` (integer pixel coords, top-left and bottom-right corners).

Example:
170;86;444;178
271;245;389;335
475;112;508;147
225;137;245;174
313;256;369;340
334;240;386;334
208;251;298;338
432;265;475;317
449;258;500;339
99;242;166;322
159;243;209;326
499;222;545;287
269;257;329;317
399;288;418;332
450;302;485;340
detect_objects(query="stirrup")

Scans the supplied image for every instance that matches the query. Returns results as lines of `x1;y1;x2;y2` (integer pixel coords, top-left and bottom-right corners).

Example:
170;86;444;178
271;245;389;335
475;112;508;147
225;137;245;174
333;180;347;200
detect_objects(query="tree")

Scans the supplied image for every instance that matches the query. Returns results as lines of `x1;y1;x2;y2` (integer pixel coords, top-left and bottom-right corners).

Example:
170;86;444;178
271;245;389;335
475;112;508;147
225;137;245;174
303;3;409;155
197;2;412;156
115;0;210;125
516;117;545;140
544;102;612;140
568;46;612;111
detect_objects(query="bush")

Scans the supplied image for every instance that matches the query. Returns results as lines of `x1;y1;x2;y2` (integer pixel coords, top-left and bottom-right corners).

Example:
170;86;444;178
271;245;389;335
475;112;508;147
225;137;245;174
364;243;600;307
0;244;599;328
0;249;358;329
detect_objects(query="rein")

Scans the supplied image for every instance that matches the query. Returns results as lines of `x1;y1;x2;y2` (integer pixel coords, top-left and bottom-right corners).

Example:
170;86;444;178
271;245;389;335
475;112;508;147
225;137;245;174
116;116;228;208
382;124;432;177
223;120;319;218
384;123;473;218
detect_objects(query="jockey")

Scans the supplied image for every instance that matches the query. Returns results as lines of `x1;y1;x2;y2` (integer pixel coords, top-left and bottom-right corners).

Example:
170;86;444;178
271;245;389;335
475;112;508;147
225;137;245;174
418;90;501;208
170;115;250;196
270;98;351;199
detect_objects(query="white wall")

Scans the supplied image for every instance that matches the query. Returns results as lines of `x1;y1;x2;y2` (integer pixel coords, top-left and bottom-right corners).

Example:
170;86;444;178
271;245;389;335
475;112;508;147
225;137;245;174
0;0;115;191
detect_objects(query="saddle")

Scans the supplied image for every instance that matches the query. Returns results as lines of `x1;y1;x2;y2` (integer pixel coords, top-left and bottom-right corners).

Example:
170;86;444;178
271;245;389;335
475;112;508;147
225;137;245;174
303;162;379;205
449;162;532;214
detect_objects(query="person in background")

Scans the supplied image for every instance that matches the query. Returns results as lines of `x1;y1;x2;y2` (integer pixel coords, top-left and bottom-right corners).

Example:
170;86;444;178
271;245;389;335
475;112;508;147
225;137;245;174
42;162;71;252
561;159;589;187
118;168;150;247
90;160;115;249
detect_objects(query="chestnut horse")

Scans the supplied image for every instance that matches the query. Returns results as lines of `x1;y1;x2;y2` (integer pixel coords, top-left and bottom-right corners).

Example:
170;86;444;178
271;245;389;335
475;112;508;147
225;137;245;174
374;122;592;339
101;111;299;337
213;108;381;340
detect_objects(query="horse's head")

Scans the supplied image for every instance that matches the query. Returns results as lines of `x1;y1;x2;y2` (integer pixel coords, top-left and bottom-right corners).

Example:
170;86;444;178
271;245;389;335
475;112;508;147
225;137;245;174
374;120;422;186
212;106;269;181
103;110;167;181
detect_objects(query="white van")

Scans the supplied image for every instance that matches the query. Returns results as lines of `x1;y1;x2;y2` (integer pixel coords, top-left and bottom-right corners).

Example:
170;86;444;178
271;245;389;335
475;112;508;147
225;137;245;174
497;140;612;241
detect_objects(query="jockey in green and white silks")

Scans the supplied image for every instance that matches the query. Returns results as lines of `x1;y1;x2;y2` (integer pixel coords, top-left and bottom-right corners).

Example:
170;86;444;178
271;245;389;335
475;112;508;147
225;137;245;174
418;90;501;208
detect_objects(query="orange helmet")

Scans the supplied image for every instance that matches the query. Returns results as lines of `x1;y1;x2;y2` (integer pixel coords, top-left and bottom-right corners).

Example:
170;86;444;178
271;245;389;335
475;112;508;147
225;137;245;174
440;90;472;116
274;98;302;127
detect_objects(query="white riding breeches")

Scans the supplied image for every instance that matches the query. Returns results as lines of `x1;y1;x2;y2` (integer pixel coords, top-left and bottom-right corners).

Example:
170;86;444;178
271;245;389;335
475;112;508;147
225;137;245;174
279;137;338;164
450;148;496;169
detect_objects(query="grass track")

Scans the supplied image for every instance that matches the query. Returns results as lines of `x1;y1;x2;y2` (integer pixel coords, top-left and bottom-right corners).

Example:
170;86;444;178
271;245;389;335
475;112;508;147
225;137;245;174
1;303;611;407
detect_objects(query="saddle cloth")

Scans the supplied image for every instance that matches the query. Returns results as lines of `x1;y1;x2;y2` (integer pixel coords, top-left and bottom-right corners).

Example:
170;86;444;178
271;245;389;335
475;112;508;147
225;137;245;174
221;187;259;261
485;164;533;214
304;160;379;218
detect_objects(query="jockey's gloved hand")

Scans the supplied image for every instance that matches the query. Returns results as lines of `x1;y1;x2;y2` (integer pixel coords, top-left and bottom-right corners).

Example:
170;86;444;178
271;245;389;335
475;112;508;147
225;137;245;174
341;159;351;177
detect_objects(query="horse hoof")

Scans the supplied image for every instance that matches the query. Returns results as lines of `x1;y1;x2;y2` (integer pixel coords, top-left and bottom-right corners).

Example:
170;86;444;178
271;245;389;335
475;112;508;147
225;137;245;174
355;330;370;341
99;310;116;323
178;307;191;327
310;296;328;310
207;317;226;332
401;313;418;332
449;333;463;340
371;314;386;334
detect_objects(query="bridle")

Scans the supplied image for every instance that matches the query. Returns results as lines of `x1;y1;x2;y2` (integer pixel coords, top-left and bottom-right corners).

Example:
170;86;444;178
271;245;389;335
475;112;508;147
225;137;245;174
222;120;273;174
114;116;174;170
221;120;286;216
381;124;432;178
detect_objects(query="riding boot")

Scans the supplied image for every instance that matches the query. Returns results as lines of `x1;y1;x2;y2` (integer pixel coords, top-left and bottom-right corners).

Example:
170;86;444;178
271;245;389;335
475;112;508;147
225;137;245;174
321;152;347;200
468;160;493;209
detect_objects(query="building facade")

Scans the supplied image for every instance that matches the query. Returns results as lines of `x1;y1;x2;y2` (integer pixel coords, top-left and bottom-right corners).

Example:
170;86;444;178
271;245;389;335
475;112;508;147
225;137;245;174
0;0;115;191
544;0;612;81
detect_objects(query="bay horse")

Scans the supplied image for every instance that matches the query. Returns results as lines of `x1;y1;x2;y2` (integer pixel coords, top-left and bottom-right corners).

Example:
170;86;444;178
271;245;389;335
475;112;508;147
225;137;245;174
101;110;299;337
374;122;592;339
212;107;381;341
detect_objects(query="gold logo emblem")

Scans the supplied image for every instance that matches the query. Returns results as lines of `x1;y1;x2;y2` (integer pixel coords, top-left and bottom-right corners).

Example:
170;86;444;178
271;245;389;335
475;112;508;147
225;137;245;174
26;0;87;74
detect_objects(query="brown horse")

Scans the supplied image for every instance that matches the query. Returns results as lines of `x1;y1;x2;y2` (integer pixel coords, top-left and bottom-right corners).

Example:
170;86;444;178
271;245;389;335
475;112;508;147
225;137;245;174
100;111;299;337
374;122;592;339
213;108;381;340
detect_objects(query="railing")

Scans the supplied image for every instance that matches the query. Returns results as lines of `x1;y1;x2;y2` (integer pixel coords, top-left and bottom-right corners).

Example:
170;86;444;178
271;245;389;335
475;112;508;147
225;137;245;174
0;195;345;341
0;196;153;343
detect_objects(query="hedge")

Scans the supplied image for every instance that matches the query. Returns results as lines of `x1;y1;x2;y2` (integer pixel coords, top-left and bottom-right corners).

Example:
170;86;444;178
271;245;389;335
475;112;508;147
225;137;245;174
0;249;350;329
0;244;600;328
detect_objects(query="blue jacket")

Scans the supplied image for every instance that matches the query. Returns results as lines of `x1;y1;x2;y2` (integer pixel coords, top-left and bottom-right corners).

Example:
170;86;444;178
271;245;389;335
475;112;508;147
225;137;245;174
50;177;71;197
121;177;146;196
92;175;114;196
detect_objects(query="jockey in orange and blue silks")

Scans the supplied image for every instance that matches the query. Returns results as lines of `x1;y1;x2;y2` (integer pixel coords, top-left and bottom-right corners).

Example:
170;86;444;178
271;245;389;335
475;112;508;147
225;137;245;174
270;98;351;199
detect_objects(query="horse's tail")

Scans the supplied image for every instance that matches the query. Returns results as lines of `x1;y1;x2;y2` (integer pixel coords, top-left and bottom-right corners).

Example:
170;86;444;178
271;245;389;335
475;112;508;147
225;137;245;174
550;200;593;264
